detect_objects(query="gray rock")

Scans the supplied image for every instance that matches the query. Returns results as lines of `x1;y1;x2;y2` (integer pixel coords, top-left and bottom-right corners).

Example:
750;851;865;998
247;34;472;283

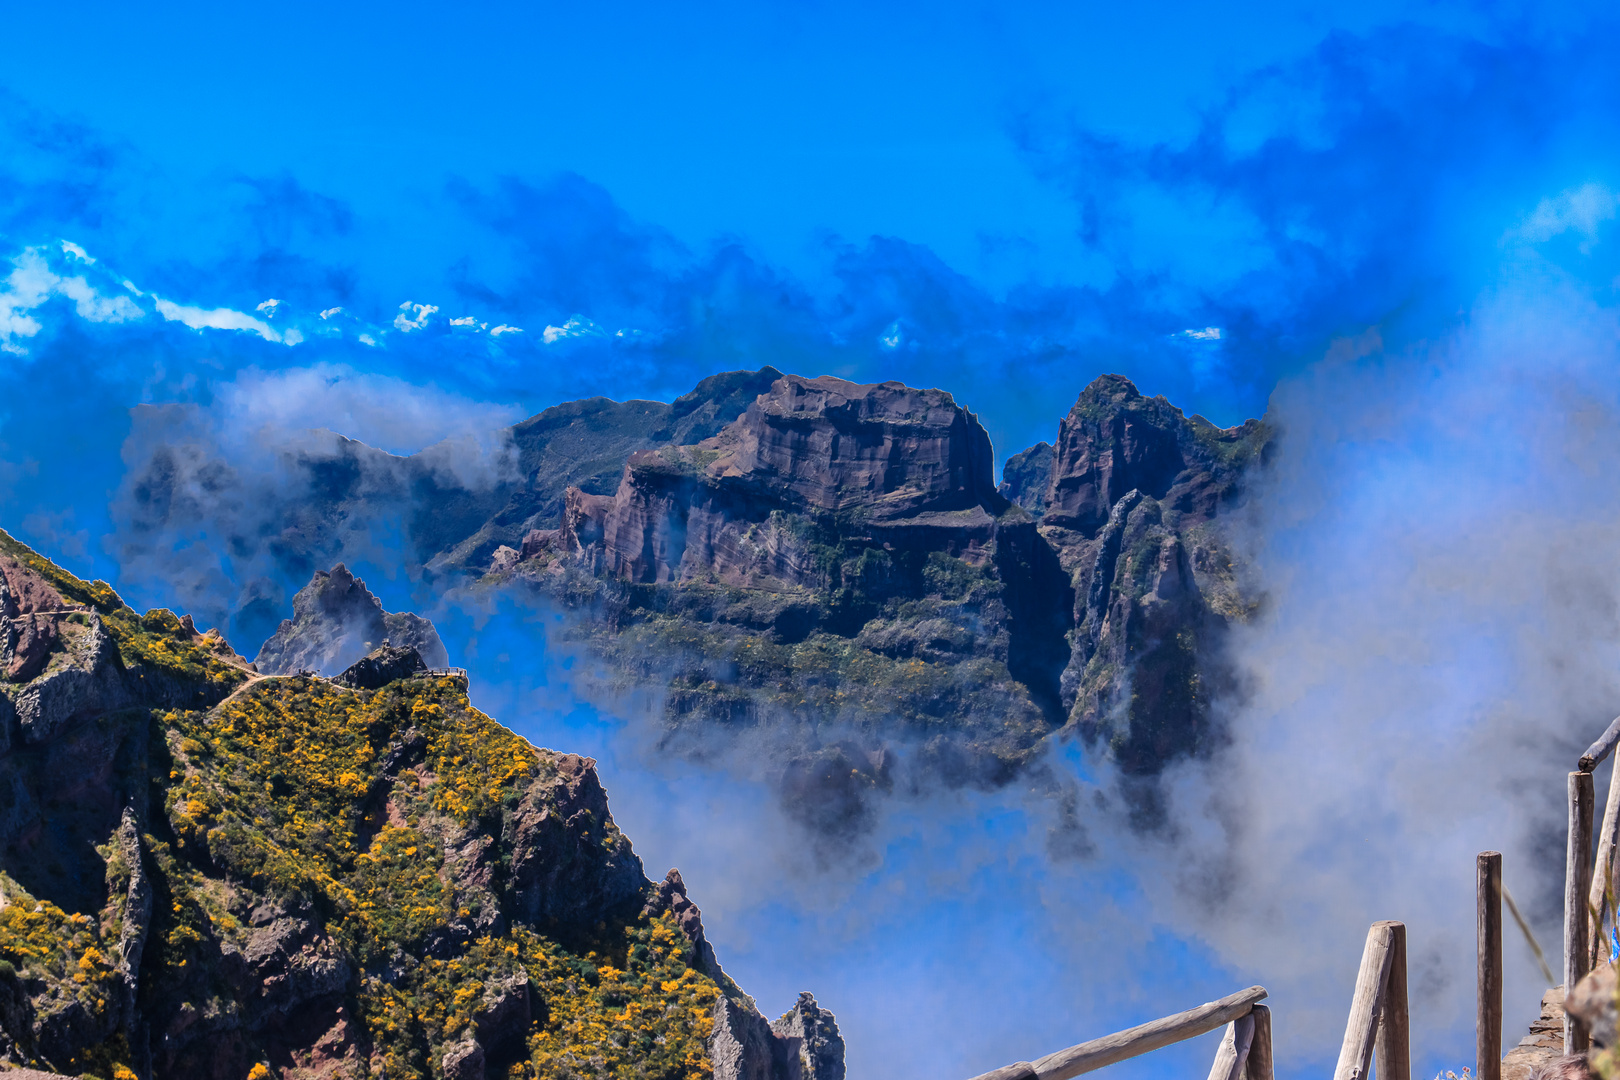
332;642;428;690
771;992;845;1080
710;994;778;1080
998;441;1054;516
14;615;128;745
255;564;448;676
441;1037;485;1080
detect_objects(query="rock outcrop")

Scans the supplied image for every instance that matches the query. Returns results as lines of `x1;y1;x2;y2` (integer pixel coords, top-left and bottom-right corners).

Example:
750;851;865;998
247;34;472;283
559;374;1011;587
254;564;448;676
1024;375;1270;776
0;528;839;1080
331;641;430;690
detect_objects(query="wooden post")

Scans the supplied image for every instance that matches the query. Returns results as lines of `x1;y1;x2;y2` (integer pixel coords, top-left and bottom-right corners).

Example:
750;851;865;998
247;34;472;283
1589;764;1620;968
1566;770;1595;1053
1335;922;1399;1080
1377;921;1411;1080
1478;853;1503;1080
1206;1013;1257;1080
1246;1004;1274;1080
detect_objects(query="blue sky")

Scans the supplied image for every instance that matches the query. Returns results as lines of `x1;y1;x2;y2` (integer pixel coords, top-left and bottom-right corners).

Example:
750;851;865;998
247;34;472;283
6;3;1620;1077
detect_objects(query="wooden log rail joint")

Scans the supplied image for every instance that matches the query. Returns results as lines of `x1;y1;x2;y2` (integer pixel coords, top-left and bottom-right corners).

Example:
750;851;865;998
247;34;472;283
1579;715;1620;773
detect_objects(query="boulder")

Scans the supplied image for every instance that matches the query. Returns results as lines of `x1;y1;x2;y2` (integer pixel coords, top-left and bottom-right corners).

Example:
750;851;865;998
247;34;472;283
333;643;428;690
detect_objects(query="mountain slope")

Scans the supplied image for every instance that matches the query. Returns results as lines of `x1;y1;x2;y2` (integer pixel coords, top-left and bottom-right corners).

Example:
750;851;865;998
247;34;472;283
0;529;838;1080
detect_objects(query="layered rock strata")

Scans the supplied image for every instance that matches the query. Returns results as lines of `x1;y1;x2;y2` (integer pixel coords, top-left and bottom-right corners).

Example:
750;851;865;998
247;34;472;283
0;528;837;1080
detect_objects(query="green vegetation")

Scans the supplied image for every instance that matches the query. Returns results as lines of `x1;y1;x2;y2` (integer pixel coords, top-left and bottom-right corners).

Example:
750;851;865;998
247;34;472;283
0;529;249;698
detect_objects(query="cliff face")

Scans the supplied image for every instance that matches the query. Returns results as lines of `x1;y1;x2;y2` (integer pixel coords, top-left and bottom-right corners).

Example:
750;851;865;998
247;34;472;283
559;374;1009;587
499;372;1268;817
1020;375;1270;775
0;529;836;1080
254;565;449;676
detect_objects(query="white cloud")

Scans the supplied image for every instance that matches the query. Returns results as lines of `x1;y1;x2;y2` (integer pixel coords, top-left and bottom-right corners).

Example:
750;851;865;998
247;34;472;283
449;316;478;327
1180;326;1222;340
122;279;143;296
541;315;604;344
358;333;377;346
59;241;93;264
878;320;902;350
1513;182;1620;247
256;298;282;316
58;276;142;323
320;307;344;320
154;297;281;342
393;301;438;332
489;324;523;336
210;364;525;458
0;247;143;355
283;328;304;345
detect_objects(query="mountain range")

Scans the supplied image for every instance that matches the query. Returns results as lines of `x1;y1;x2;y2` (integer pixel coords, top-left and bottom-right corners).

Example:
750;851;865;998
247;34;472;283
125;368;1271;836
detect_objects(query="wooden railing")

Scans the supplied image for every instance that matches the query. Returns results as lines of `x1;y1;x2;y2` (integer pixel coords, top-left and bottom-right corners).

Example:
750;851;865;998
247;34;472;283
964;713;1620;1080
1469;713;1620;1071
964;918;1415;1080
963;986;1273;1080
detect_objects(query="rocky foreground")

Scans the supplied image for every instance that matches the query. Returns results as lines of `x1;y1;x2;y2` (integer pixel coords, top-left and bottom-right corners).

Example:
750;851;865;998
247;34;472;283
0;529;839;1080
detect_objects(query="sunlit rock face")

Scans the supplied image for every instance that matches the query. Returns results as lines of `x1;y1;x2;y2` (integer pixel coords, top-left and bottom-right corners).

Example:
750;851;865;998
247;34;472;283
0;529;835;1079
560;374;1010;587
1041;373;1268;536
254;564;448;676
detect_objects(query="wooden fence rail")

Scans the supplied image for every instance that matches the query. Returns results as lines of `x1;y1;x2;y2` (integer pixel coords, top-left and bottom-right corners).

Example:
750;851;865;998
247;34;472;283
964;986;1269;1080
966;709;1620;1080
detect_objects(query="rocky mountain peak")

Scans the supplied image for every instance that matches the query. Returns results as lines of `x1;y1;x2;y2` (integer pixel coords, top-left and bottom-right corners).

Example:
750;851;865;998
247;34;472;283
254;564;448;676
1041;373;1269;536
